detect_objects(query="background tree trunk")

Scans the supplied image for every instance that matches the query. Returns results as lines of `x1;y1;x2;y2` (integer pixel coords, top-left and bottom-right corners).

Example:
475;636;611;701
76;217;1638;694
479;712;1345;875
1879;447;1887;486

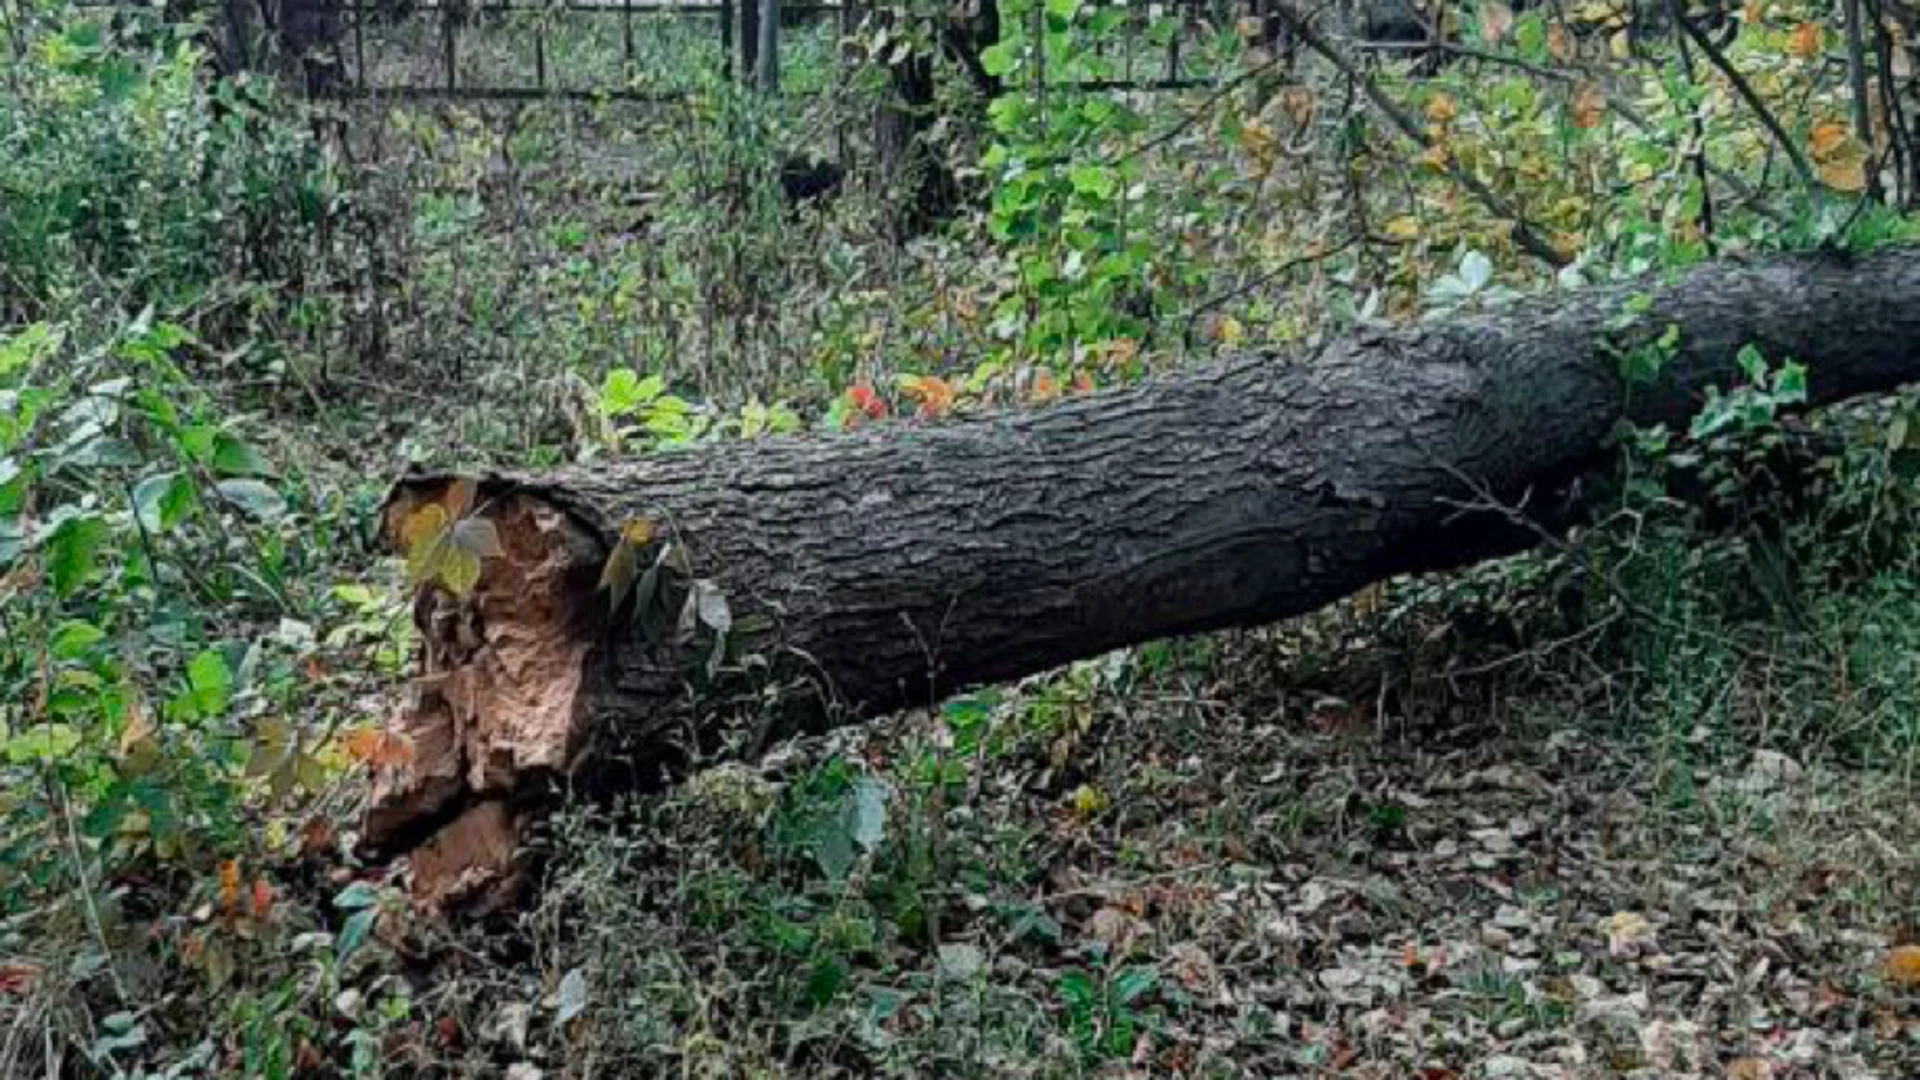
362;246;1920;913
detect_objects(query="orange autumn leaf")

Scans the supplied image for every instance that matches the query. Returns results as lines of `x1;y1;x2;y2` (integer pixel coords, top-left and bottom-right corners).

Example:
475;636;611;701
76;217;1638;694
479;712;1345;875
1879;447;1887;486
1072;370;1096;394
1809;121;1851;159
251;878;273;920
899;375;956;419
1786;21;1821;57
1885;944;1920;986
343;726;414;769
1031;367;1059;402
218;859;241;916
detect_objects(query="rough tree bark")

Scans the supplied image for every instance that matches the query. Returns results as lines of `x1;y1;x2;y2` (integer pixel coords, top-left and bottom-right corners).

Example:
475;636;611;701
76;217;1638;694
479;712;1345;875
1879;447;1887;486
362;246;1920;912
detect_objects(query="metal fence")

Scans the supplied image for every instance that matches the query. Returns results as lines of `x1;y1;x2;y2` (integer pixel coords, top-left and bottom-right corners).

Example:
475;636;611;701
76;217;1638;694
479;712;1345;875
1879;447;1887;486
200;0;1244;103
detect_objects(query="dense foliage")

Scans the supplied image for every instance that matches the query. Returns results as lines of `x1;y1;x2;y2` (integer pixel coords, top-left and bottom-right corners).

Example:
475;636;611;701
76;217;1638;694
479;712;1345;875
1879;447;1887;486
4;0;1920;1072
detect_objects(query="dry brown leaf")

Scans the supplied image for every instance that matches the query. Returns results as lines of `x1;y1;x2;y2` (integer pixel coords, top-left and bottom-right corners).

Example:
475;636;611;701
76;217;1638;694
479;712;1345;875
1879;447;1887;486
1786;21;1821;58
1571;82;1606;129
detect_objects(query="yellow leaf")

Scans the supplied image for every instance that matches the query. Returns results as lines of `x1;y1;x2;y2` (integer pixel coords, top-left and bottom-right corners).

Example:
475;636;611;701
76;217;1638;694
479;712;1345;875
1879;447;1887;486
1215;314;1245;346
1786;21;1821;58
1821;156;1868;191
438;546;482;596
1424;93;1458;124
1238;118;1278;166
1726;1058;1774;1080
1884;944;1920;987
1383;215;1423;240
402;504;451;586
619;518;655;547
1609;29;1630;59
1069;784;1107;820
1480;0;1513;42
1420;143;1451;170
1571;82;1606;129
1741;0;1763;23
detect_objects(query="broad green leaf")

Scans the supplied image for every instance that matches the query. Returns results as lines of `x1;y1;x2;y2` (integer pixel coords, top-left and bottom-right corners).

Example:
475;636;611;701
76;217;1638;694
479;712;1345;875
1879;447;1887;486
5;724;81;764
211;435;270;477
333;880;380;910
132;471;194;533
187;650;233;717
50;621;106;660
46;513;109;597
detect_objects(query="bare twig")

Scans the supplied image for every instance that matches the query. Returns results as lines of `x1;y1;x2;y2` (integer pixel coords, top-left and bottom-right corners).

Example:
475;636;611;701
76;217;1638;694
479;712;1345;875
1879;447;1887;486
1672;20;1719;254
1668;0;1825;213
1276;4;1571;267
1180;235;1360;349
1842;0;1881;201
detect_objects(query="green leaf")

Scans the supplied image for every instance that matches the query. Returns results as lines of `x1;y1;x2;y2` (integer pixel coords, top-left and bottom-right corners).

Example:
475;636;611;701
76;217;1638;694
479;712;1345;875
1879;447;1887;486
980;40;1020;77
187;650;233;717
599;369;663;416
1736;343;1768;384
132;471;194;533
215;479;285;521
337;907;377;961
211;435;271;477
46;513;109;597
1068;164;1117;200
50;621;106;661
5;723;81;764
333;881;380;910
1772;360;1807;404
1111;965;1158;1005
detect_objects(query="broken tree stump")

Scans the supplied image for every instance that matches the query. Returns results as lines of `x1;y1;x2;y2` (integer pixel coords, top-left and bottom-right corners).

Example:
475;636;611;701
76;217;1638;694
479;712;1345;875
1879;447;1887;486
360;245;1920;912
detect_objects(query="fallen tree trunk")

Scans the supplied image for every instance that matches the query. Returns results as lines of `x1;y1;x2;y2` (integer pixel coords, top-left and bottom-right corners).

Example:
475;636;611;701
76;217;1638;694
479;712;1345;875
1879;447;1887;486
363;246;1920;911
